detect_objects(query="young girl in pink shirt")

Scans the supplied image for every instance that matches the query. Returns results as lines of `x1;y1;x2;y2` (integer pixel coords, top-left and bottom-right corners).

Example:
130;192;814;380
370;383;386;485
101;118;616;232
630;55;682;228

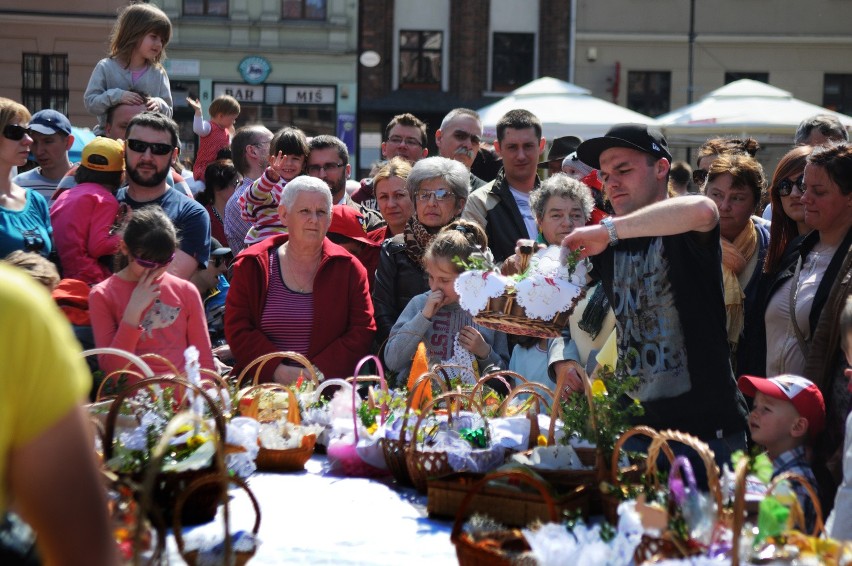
89;206;215;379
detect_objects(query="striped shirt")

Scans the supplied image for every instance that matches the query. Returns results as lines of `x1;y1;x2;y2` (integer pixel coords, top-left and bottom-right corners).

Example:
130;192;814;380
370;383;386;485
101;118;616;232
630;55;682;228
260;249;313;356
241;172;287;245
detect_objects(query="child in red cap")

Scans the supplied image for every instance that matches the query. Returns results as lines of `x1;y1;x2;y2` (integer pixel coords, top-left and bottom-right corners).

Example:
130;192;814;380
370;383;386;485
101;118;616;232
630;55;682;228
738;374;826;532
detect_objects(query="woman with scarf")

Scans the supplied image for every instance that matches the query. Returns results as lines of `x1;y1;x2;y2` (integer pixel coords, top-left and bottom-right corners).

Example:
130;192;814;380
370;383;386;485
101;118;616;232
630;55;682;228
372;156;469;353
703;153;770;371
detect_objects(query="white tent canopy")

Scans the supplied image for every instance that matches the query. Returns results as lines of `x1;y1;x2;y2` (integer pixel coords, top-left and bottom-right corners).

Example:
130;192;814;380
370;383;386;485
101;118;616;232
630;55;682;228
476;77;657;143
657;79;852;147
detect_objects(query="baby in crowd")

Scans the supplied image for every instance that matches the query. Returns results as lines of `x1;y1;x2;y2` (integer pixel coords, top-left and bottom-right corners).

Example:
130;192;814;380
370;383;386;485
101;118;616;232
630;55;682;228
187;94;240;190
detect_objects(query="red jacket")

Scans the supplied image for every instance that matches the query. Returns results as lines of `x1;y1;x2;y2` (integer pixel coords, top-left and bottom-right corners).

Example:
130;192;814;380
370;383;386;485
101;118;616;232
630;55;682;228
225;234;376;382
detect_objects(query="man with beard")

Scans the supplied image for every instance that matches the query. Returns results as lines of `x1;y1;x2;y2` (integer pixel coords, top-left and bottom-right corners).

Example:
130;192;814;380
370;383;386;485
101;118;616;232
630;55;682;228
462;109;545;262
435;108;487;191
117;112;210;279
306;135;385;231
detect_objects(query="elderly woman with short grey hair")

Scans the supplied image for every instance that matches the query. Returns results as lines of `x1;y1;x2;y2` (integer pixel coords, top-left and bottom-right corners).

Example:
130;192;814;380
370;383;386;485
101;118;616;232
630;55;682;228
373;156;471;353
226;175;375;383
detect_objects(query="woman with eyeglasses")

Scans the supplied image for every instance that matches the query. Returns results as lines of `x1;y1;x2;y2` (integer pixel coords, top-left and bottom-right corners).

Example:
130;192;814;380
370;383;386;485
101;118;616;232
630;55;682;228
226;175;375;384
0;98;53;259
372;156;470;355
197;159;241;246
702;153;770;370
762;146;813;276
89;205;215;378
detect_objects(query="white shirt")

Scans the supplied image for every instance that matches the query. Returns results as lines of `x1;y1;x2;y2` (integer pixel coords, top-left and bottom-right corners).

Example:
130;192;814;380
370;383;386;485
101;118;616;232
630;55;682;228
508;186;538;240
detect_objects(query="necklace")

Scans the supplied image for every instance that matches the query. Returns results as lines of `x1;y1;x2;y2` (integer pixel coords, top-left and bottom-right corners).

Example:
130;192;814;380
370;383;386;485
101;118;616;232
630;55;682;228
281;244;320;293
210;205;224;225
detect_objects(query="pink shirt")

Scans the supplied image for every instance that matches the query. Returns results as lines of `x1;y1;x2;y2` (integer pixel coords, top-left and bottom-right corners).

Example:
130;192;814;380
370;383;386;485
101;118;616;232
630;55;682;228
89;271;215;377
49;182;121;284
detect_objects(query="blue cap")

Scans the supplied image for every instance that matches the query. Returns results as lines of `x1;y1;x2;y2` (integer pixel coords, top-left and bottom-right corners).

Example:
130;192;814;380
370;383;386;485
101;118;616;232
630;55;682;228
29;109;72;136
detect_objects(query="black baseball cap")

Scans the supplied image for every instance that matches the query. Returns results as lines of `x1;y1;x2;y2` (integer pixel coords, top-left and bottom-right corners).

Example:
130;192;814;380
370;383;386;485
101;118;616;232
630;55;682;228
576;123;671;170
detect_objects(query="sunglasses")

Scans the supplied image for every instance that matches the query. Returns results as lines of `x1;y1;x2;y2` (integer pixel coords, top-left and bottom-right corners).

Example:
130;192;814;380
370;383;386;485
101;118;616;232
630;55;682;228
3;124;29;141
133;252;175;269
776;174;805;197
451;130;482;145
692;169;708;186
416;188;456;202
126;139;174;156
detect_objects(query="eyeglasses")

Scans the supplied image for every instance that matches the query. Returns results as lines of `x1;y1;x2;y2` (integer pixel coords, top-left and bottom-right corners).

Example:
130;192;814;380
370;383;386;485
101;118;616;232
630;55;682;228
451;130;482;145
387;136;423;148
776;174;805;197
126;139;174;156
306;162;344;175
692;169;708;186
133;252;175;269
416;188;456;202
3;124;29;141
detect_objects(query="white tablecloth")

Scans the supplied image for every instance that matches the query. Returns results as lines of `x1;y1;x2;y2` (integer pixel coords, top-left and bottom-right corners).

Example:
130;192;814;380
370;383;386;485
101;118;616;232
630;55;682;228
167;455;457;565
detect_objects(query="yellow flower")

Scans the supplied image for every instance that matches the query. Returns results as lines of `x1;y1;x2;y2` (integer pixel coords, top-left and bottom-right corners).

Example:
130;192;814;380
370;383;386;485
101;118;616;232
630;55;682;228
186;434;208;450
537;434;548;447
367;423;378;436
591;379;608;396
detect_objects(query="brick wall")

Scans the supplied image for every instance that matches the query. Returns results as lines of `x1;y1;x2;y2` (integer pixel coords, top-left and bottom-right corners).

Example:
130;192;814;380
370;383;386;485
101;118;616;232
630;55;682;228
450;0;490;99
538;0;570;80
360;0;395;100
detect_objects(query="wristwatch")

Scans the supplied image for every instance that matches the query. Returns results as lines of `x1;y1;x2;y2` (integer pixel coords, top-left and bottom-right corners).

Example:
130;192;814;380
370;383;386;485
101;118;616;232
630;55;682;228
600;217;619;246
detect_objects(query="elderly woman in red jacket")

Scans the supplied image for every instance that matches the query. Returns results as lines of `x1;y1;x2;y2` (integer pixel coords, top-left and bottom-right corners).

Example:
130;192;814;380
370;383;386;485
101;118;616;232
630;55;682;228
225;174;375;383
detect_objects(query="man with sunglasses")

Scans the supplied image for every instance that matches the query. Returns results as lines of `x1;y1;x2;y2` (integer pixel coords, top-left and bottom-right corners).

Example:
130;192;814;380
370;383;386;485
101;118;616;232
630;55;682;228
12;109;74;202
435;108;487;192
117;112;211;279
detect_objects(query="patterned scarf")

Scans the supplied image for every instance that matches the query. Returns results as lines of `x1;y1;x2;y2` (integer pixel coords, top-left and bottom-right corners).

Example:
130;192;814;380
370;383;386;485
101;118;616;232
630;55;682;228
721;221;758;349
402;216;438;267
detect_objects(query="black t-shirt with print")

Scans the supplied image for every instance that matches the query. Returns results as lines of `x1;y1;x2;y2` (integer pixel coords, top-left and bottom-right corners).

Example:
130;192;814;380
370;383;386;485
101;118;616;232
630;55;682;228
591;224;748;438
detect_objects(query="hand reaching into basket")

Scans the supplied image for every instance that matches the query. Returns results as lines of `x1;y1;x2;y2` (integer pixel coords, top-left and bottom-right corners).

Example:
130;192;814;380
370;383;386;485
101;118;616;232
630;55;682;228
561;224;610;259
552;359;585;397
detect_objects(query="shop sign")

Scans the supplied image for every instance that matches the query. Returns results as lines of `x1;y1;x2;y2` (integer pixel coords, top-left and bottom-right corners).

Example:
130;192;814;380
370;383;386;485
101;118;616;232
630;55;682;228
285;86;335;105
213;83;264;102
238;56;272;85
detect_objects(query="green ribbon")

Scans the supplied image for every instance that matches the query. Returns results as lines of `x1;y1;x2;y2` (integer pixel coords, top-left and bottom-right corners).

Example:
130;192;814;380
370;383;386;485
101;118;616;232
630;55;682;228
459;427;487;448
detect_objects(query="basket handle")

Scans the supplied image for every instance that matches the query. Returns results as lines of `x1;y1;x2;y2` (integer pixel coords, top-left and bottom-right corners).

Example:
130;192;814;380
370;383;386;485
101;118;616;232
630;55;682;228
348;374;387;442
469;372;513;404
102;376;227;461
139;352;184;377
234;351;319;388
764;471;825;537
609;425;674;483
449;469;557;544
172;472;261;562
395;371;448;443
82;347;156;378
95;369;149;401
240;383;301;425
516;239;536;274
730;457;750;566
406;391;489;455
647;429;722;515
499;383;554;419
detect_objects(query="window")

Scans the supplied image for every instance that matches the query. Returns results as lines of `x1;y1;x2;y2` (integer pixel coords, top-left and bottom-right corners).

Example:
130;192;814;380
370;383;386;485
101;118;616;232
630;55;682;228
824;74;852;115
492;33;534;92
183;0;227;16
725;72;769;84
282;0;326;20
627;71;671;117
399;30;442;89
21;54;68;115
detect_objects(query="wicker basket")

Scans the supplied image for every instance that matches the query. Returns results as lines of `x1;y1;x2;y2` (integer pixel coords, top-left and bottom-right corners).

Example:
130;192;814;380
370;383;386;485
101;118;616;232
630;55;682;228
173;474;261;566
234;351;320;389
474;292;581;338
103;377;228;527
406;392;492;493
450;470;561;566
380;371;448;486
241;383;318;472
632;429;722;564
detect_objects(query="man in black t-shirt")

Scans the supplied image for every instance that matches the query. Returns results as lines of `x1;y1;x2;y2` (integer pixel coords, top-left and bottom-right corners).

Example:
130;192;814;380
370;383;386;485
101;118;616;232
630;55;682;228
561;123;748;471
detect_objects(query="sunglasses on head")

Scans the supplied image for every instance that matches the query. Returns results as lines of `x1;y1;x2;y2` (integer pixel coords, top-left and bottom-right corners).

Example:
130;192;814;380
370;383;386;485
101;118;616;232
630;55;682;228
126;139;174;156
3;124;29;141
133;252;175;269
692;169;708;186
776;174;805;197
451;130;482;145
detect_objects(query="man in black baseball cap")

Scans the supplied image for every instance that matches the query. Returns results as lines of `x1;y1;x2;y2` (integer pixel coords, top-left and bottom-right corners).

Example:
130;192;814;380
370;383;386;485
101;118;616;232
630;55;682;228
559;123;748;480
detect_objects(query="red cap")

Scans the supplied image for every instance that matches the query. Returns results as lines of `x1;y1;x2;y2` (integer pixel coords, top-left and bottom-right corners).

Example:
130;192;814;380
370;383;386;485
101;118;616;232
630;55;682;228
738;374;826;437
328;205;379;247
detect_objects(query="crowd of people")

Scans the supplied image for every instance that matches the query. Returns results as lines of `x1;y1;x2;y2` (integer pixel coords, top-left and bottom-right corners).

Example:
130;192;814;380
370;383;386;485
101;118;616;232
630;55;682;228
1;2;851;561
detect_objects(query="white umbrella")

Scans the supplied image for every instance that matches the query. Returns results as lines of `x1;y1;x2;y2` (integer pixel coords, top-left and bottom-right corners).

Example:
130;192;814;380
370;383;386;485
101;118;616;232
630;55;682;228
477;77;657;143
657;79;852;146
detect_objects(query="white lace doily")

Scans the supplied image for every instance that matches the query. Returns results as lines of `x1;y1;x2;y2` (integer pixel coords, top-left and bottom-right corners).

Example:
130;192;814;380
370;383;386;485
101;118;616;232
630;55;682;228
515;275;583;321
455;270;508;315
